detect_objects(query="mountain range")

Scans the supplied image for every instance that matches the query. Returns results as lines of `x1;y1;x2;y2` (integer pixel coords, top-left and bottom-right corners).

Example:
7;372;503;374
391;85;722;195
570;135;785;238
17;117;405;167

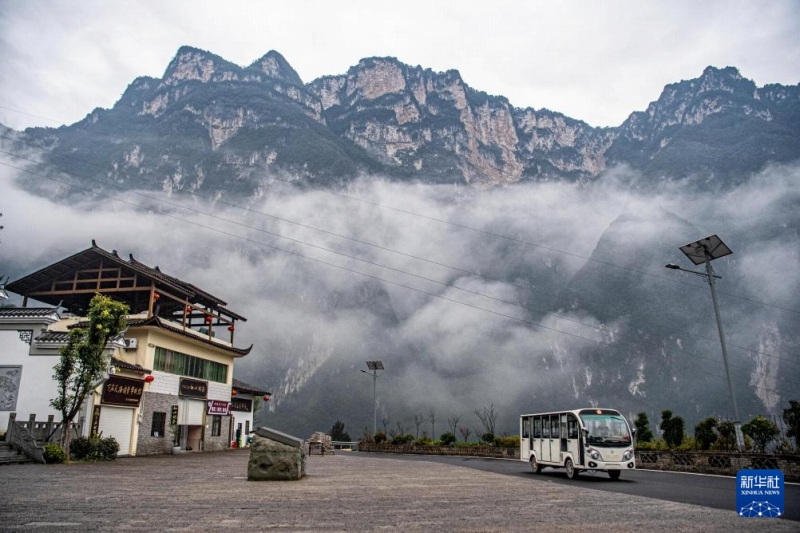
3;46;799;439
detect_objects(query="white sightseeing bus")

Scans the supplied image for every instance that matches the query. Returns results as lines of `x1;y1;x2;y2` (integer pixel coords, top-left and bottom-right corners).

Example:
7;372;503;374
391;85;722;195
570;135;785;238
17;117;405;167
520;408;635;480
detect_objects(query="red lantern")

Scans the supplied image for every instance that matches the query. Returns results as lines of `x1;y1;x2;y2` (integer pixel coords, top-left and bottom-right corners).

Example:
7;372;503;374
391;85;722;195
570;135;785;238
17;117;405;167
205;315;213;323
263;395;270;402
231;390;238;397
228;325;235;332
144;375;155;383
185;306;192;313
153;292;160;300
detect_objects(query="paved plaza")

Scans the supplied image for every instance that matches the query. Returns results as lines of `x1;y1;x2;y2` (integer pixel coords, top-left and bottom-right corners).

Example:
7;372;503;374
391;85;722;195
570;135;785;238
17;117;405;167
0;449;794;532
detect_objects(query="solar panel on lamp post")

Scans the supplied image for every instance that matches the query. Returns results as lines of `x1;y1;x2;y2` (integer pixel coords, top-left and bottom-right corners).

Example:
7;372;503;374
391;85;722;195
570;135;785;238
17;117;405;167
666;234;744;451
361;360;384;438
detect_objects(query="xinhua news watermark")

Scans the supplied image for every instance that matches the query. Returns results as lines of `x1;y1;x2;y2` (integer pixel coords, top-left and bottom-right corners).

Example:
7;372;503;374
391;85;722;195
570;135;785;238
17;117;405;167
736;469;784;518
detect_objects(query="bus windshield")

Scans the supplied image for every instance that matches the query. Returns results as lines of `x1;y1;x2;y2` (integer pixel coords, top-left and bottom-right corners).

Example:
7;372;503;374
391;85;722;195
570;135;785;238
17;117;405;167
579;413;631;447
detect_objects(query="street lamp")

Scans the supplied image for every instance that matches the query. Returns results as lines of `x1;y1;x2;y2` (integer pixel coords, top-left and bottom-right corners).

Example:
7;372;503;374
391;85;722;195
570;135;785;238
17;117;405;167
666;234;744;450
361;360;384;437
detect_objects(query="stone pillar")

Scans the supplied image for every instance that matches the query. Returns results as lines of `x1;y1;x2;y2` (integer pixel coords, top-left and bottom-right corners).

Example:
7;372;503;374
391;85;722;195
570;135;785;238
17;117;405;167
247;427;306;481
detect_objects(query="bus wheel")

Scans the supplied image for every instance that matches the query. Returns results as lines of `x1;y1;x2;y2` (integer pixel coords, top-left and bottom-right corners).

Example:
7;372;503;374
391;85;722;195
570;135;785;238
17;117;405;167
530;456;542;473
565;458;578;479
608;470;621;480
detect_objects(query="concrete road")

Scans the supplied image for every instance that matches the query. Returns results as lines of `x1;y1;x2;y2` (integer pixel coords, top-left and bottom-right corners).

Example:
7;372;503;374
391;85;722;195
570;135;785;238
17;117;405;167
356;451;800;522
0;449;795;532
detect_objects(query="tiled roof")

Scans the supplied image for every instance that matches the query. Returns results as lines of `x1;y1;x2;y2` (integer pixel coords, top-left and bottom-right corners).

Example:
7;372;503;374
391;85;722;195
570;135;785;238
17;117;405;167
232;378;271;396
6;241;246;321
128;316;253;356
34;330;70;343
0;307;59;319
110;357;152;375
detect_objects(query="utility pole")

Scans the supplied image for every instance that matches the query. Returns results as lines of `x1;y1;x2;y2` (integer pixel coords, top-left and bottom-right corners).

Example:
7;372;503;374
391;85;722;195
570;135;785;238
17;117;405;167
361;360;384;437
666;234;744;450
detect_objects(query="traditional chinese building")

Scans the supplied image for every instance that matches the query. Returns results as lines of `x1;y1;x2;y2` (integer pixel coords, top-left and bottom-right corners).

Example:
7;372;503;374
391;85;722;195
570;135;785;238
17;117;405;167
1;240;261;456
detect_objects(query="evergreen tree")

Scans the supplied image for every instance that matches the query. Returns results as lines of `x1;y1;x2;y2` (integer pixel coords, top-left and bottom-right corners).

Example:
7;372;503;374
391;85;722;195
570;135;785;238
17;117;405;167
330;420;351;441
694;417;719;450
659;410;685;449
634;412;654;443
741;416;780;453
783;400;800;447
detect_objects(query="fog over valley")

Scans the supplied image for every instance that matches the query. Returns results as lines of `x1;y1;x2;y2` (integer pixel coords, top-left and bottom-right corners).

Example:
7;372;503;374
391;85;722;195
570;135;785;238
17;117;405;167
2;149;798;438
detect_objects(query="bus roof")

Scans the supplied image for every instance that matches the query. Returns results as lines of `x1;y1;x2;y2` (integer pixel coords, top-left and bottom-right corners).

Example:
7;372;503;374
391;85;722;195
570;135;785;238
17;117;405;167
520;408;624;418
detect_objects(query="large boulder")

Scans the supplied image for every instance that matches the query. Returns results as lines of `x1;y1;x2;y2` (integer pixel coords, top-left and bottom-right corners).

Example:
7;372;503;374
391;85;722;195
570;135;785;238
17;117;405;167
247;427;306;481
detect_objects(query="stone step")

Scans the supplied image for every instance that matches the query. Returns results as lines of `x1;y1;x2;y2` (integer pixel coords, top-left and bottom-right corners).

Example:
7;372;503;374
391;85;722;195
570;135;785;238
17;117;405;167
0;442;34;464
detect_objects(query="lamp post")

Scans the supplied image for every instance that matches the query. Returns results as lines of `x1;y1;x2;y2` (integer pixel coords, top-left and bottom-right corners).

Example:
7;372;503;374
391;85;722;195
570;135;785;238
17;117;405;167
666;234;744;450
361;360;384;437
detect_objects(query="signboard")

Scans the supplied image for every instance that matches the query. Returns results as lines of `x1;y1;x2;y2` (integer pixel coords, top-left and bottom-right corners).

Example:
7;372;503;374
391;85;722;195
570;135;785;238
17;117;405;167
170;405;179;426
179;377;208;398
207;400;230;416
230;398;253;412
102;376;144;406
91;405;102;437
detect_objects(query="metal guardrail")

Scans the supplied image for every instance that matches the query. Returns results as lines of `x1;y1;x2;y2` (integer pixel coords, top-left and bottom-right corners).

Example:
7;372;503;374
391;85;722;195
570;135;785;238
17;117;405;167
330;441;359;450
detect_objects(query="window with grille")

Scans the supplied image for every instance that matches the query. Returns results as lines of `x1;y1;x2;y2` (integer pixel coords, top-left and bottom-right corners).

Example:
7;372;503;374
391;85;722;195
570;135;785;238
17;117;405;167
152;411;166;438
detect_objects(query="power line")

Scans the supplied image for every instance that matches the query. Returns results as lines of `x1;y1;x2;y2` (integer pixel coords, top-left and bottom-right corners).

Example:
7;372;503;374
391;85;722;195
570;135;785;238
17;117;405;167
2;157;796;395
1;135;796;369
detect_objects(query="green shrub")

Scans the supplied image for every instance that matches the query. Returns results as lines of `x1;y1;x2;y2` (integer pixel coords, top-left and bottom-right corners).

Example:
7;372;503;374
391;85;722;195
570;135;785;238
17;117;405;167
391;434;414;445
70;435;119;461
98;436;120;459
43;442;66;464
636;439;669;451
415;436;433;446
373;432;387;444
480;432;495;444
493;436;520;448
677;436;697;451
439;432;457;446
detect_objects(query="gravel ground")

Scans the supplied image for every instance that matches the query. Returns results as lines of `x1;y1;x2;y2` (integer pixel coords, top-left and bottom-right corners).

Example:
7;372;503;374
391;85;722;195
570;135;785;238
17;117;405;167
0;449;794;532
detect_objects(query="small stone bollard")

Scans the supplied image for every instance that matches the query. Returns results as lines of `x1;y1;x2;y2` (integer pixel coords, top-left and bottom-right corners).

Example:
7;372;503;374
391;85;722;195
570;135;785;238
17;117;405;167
247;427;306;481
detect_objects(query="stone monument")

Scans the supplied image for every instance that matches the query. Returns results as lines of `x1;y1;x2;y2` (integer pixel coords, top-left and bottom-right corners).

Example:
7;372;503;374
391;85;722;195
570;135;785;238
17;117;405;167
247;427;306;481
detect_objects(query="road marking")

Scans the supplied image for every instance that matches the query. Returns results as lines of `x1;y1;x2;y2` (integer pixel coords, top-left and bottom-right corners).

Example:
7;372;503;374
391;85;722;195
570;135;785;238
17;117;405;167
636;468;800;486
24;523;83;528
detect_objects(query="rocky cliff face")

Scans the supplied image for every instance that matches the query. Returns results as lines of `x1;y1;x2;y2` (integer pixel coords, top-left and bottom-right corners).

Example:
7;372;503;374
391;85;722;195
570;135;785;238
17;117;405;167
307;57;612;187
13;47;800;198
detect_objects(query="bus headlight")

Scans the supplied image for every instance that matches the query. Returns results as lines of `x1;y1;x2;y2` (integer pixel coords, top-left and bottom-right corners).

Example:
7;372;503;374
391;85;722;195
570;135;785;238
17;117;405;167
623;449;633;461
586;447;603;461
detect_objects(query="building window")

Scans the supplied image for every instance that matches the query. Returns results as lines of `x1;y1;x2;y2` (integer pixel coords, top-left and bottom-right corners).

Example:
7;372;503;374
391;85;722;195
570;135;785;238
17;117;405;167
152;411;166;438
153;347;228;383
211;415;221;437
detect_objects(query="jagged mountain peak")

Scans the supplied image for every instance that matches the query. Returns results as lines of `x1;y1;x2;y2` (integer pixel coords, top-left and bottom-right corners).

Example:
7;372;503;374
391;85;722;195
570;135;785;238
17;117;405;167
161;46;242;86
248;50;303;86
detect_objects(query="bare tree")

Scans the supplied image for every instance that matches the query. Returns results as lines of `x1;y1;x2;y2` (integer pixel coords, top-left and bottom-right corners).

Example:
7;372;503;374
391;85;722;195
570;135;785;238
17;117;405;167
388;428;398;439
414;414;424;438
381;415;390;435
428;408;436;440
459;426;472;442
475;404;498;438
447;416;460;436
396;420;408;436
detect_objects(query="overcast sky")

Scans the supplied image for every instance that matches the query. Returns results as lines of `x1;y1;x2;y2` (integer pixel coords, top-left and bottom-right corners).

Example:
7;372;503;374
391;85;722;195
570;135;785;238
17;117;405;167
1;0;798;130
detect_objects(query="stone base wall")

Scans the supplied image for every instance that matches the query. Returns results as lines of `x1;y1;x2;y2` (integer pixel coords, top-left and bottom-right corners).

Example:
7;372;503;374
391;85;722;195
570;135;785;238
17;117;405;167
136;392;231;455
359;445;800;481
634;450;800;482
359;443;519;459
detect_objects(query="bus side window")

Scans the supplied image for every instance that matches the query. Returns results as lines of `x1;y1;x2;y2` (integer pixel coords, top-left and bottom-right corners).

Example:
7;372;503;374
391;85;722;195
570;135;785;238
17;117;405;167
568;414;579;439
522;418;530;438
542;417;549;438
551;416;560;439
533;417;541;438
